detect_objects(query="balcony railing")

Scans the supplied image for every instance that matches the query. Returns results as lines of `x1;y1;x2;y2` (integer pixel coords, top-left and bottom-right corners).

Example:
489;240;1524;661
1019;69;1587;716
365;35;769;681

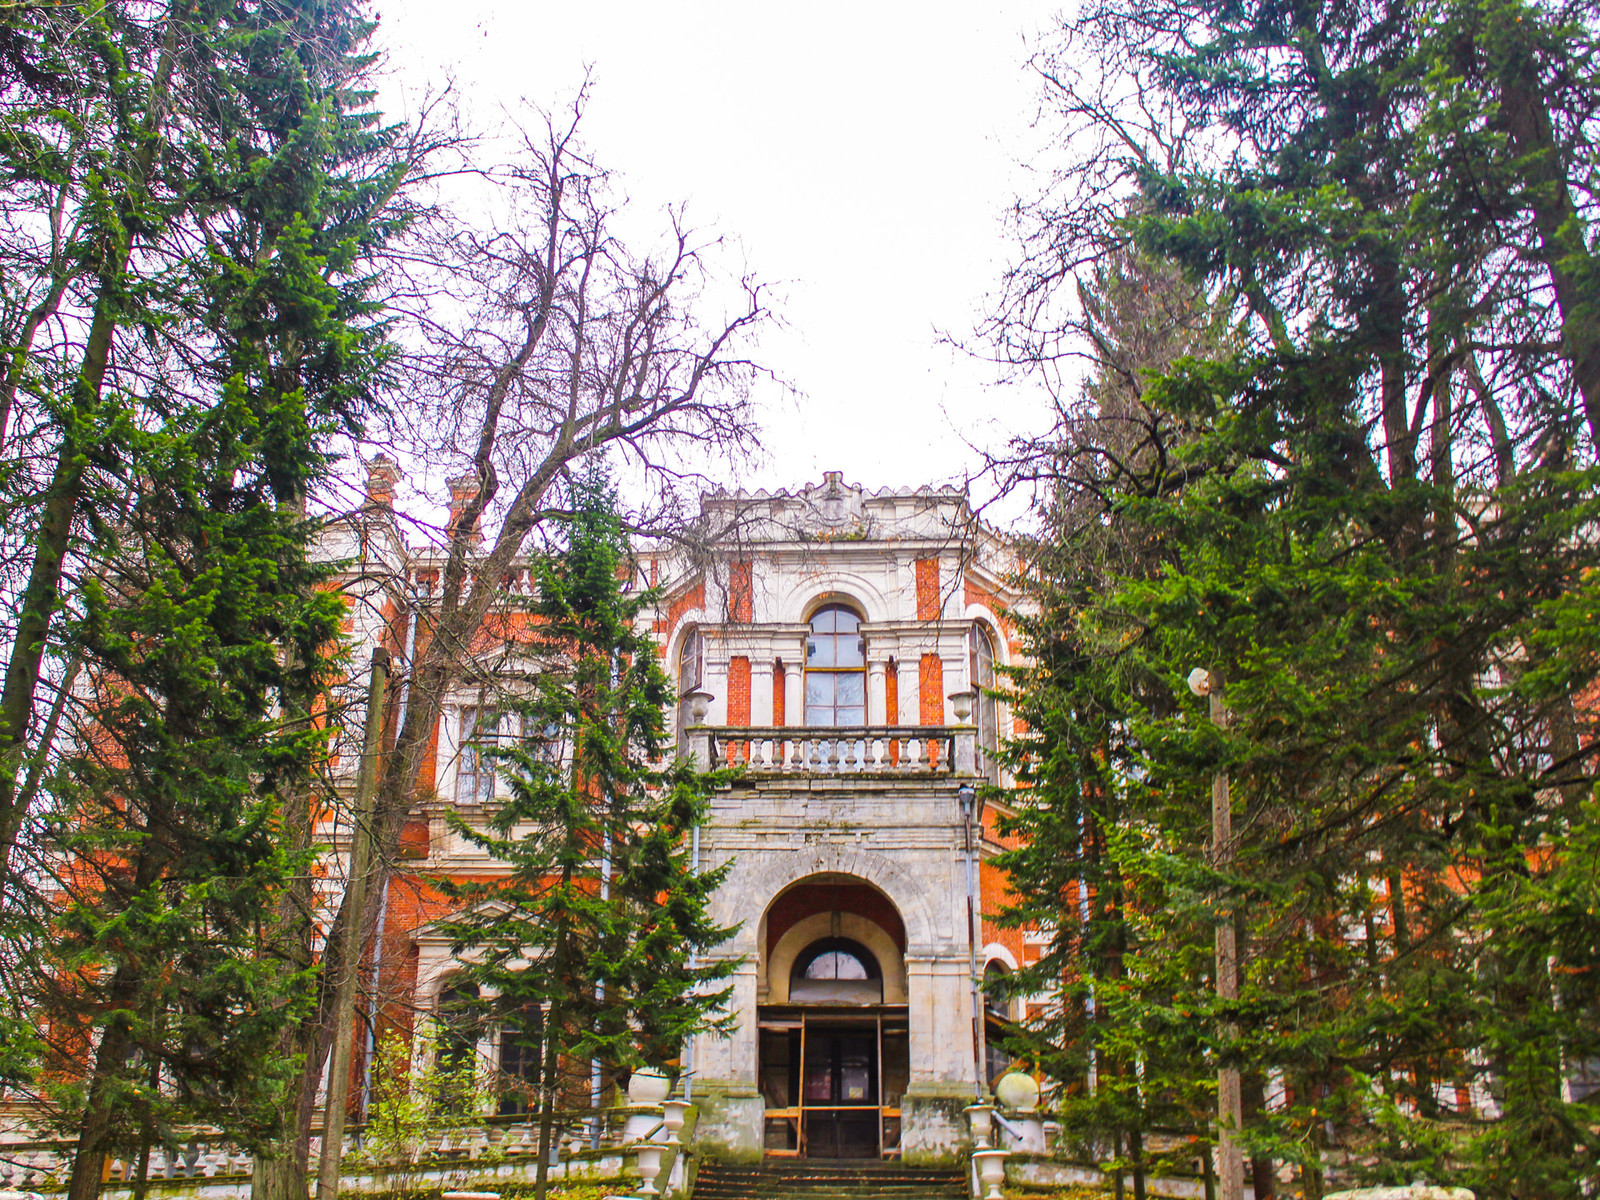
693;725;974;776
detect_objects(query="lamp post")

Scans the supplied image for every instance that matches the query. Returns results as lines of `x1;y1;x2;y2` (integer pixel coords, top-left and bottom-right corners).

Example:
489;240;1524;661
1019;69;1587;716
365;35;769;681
1188;667;1241;1200
958;782;985;1097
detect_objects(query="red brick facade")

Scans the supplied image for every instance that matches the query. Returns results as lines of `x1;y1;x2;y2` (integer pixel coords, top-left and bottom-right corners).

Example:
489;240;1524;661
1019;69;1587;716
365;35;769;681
728;561;753;622
728;657;751;724
914;558;940;620
918;653;943;724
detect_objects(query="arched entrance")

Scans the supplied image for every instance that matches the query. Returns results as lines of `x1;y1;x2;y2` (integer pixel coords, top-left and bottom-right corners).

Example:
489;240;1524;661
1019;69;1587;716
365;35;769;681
757;875;909;1159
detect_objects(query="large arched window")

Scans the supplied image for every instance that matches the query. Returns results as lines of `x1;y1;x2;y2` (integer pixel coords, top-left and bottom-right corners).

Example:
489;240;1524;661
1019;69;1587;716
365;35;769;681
805;605;865;727
497;1002;544;1115
983;961;1013;1085
676;626;704;745
435;980;481;1069
790;937;882;1004
970;623;1000;782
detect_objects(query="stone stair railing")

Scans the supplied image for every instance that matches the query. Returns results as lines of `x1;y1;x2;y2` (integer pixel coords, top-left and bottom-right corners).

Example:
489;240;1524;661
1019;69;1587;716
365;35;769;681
0;1108;656;1195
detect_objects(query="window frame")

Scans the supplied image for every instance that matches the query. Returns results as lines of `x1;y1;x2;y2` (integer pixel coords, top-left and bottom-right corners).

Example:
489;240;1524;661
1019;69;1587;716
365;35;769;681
804;604;867;728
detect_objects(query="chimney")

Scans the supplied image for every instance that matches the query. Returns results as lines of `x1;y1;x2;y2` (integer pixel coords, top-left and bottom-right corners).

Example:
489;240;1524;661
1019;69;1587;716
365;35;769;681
446;473;483;545
365;454;401;509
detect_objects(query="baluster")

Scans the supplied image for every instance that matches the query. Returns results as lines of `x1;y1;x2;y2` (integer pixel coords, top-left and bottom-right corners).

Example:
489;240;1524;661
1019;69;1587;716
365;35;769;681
913;736;929;770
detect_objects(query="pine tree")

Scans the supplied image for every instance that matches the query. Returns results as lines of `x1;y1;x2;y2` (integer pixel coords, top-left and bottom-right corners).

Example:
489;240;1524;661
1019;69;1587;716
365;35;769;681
439;466;736;1200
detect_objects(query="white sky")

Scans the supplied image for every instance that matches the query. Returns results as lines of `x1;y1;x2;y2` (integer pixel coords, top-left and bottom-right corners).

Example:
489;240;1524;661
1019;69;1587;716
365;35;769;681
376;0;1066;510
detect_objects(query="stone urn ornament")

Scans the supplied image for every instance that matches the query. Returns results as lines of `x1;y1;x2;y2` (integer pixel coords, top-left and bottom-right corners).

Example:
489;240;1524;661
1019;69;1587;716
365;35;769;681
972;1148;1011;1200
685;690;713;726
627;1068;673;1106
633;1143;664;1197
662;1098;693;1145
963;1101;997;1148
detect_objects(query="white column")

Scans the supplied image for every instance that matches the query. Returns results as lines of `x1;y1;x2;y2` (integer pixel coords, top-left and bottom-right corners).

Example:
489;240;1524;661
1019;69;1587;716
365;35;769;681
906;956;979;1087
694;959;760;1089
783;659;803;726
896;658;919;726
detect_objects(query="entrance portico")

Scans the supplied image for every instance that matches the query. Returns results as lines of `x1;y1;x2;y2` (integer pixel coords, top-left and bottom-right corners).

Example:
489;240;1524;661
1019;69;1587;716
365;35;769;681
688;817;983;1164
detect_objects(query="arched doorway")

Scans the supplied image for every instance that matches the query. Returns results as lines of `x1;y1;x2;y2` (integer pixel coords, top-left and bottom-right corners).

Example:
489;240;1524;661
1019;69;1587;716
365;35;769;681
757;876;908;1159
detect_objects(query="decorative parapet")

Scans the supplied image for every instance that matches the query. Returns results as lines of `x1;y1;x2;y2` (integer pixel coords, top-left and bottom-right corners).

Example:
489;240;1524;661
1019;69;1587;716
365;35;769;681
692;725;976;776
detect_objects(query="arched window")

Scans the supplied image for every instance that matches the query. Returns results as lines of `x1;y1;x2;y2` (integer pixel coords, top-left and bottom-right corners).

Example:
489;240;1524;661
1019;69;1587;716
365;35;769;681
805;605;865;727
497;1002;544;1116
790;937;882;1004
983;960;1010;1021
435;980;481;1069
970;623;1000;782
983;961;1013;1085
676;626;704;745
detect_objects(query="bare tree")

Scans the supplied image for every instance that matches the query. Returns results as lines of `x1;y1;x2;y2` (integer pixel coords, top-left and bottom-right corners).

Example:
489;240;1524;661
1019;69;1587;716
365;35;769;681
252;95;774;1200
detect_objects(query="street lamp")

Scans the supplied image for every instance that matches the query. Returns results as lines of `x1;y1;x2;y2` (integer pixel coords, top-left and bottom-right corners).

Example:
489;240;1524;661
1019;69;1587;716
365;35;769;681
1189;667;1241;1200
958;783;984;1097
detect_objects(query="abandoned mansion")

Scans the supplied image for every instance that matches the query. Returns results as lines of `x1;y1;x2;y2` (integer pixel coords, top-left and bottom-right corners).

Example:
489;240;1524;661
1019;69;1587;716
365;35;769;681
320;466;1038;1164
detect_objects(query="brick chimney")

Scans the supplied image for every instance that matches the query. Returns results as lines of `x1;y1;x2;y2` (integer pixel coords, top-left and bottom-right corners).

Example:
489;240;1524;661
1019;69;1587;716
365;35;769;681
446;473;482;544
365;454;401;509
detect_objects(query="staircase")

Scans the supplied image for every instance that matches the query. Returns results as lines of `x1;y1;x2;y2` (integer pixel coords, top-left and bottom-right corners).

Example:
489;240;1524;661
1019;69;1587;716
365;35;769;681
692;1157;969;1200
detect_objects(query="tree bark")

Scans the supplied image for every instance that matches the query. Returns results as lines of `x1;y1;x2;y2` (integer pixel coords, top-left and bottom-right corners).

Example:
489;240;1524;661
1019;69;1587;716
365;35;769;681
1494;36;1600;446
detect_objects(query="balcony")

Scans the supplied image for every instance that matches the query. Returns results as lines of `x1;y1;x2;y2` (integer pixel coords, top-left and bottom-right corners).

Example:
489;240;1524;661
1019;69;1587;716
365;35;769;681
687;725;976;777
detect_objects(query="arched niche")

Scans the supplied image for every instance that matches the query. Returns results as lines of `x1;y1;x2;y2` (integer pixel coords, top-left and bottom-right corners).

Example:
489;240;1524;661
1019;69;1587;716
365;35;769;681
759;874;908;1005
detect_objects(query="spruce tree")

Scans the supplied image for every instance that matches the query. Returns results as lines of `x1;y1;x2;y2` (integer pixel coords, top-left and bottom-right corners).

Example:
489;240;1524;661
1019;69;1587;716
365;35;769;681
6;1;408;1194
439;466;736;1200
993;1;1600;1195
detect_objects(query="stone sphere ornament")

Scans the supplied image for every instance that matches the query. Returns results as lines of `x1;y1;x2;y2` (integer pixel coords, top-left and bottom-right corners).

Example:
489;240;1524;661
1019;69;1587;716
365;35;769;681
995;1070;1040;1112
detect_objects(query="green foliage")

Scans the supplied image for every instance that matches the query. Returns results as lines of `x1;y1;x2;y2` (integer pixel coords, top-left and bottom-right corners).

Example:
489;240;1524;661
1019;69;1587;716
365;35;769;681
438;464;738;1199
363;1025;494;1190
994;1;1600;1195
0;0;407;1191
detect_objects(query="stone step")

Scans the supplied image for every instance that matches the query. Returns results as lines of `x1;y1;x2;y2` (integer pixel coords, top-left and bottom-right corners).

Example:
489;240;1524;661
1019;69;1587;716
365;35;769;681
693;1159;969;1200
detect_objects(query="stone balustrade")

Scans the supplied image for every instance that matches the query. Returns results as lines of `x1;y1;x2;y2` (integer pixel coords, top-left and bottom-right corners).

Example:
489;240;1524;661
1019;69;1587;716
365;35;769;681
0;1109;653;1197
700;725;972;775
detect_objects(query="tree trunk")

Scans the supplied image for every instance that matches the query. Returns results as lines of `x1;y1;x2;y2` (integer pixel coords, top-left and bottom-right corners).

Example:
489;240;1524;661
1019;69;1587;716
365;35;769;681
533;1010;563;1200
1494;33;1600;446
64;1013;136;1200
1242;1073;1275;1199
0;6;182;878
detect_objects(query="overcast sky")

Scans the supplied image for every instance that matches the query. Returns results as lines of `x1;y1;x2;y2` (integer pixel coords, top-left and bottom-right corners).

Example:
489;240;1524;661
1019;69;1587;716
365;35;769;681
376;0;1066;509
